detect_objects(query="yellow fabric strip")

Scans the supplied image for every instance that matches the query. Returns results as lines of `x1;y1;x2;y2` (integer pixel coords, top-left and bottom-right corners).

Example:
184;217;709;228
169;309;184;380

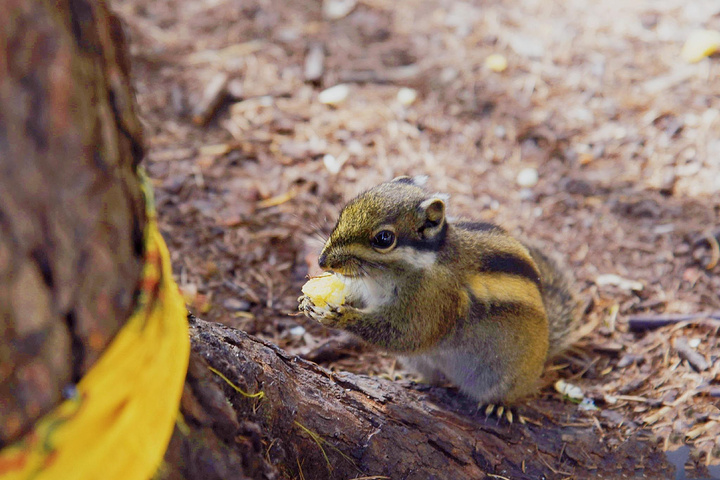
0;174;190;480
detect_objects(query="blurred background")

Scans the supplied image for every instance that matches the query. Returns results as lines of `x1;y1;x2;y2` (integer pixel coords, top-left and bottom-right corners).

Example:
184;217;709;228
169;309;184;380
114;0;720;470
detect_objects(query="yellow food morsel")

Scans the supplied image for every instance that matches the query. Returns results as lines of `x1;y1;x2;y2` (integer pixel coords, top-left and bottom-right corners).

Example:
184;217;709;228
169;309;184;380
485;54;508;72
301;274;347;307
681;29;720;63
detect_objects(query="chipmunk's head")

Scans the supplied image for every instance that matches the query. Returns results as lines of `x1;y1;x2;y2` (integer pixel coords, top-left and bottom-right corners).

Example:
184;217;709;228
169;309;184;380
319;176;448;278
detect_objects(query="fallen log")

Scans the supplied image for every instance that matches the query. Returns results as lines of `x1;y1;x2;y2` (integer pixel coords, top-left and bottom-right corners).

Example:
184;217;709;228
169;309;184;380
165;316;673;479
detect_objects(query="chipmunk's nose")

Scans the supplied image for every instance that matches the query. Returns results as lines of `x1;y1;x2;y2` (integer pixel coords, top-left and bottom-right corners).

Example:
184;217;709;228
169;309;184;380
318;253;328;269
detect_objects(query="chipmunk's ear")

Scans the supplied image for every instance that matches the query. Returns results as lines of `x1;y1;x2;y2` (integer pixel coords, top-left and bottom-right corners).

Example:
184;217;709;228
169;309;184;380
417;197;446;239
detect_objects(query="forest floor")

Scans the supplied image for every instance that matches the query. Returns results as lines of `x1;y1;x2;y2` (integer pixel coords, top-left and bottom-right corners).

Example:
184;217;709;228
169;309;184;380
116;0;720;476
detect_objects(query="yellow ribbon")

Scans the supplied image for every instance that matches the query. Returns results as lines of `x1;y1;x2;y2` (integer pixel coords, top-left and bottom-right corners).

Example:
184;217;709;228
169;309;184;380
0;173;190;479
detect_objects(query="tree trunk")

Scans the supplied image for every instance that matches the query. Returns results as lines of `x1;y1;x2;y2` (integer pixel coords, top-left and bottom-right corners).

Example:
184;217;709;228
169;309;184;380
0;0;145;446
0;1;673;479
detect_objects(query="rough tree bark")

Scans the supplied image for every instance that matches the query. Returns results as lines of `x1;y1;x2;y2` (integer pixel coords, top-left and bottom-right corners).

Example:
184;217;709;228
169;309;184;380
1;1;674;479
0;0;145;446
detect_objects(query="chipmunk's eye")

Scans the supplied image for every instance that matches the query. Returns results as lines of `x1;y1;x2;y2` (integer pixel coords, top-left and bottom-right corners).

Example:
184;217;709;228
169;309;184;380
371;230;396;251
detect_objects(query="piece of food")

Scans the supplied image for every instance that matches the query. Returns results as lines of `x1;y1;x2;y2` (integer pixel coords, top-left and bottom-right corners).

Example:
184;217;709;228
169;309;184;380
681;29;720;63
485;53;508;72
301;274;347;308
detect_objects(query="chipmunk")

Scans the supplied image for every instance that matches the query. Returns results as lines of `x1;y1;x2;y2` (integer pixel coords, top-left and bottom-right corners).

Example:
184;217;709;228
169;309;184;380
299;176;585;406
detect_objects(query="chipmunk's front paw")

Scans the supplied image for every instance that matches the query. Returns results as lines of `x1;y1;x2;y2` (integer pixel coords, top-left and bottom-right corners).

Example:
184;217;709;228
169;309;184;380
298;295;346;327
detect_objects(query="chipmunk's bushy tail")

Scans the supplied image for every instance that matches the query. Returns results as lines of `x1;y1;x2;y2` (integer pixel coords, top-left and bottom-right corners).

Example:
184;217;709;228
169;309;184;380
525;244;591;358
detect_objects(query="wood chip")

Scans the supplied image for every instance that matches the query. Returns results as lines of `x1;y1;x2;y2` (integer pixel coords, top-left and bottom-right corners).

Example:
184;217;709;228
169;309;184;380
595;274;643;291
702;231;720;269
318;84;350;105
226;78;244;100
617;354;644;368
304;43;325;83
280;139;325;160
193;72;229;126
614;395;649;403
322;0;357;20
643;406;672;425
256;189;297;209
674;337;709;372
198;143;237;156
592;342;624;354
686;421;717;440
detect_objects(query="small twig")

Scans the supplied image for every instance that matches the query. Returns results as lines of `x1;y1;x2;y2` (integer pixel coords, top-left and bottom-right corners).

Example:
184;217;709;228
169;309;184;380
669;386;700;408
627;312;720;331
614;395;649;403
536;450;572;476
297;457;306;480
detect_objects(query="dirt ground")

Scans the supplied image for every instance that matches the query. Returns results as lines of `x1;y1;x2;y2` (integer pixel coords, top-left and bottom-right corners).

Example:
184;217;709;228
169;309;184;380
115;0;720;475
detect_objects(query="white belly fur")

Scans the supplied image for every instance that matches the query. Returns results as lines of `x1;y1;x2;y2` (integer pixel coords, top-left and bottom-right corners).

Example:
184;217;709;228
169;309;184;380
340;274;395;311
